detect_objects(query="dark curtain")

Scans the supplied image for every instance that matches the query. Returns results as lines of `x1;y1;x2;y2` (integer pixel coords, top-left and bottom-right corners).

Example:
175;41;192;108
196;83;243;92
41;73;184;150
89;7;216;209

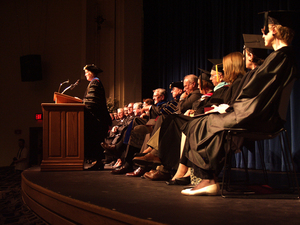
142;0;300;171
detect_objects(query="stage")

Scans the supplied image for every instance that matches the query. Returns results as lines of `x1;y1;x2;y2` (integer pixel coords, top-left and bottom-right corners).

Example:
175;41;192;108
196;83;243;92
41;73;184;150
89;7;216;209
21;166;300;225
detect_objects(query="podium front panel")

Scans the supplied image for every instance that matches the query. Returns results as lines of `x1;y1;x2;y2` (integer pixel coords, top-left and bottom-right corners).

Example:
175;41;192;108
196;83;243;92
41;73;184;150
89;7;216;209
41;103;85;171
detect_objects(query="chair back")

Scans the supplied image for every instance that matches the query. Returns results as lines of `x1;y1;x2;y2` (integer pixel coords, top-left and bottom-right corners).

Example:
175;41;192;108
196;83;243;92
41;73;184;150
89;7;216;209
278;78;296;121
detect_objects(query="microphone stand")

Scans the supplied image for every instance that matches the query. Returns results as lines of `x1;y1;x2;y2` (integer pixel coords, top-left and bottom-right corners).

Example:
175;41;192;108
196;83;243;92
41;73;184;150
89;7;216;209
61;85;73;94
61;79;80;94
58;80;69;93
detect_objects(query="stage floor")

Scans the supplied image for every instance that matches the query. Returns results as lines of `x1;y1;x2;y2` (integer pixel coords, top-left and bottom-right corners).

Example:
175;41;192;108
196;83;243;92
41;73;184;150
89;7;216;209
22;166;300;225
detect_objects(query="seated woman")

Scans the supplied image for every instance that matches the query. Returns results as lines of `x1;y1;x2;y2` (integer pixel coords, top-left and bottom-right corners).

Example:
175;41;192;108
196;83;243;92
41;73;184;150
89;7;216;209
160;52;245;183
181;11;298;195
134;52;245;181
174;34;271;185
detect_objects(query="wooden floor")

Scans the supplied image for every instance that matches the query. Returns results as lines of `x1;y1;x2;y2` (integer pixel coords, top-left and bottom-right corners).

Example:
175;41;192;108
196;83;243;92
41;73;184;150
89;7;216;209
21;166;300;225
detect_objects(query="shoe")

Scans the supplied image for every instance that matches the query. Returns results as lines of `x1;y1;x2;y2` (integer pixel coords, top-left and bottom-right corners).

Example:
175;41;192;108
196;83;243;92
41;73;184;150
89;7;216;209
181;183;220;196
86;162;104;171
113;158;122;168
126;167;146;177
111;166;133;175
133;152;147;158
175;176;191;185
133;153;161;166
166;180;176;185
144;170;170;181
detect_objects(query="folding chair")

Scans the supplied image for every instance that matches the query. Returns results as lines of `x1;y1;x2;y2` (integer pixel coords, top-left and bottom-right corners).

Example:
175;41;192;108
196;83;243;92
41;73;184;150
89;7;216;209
221;79;300;199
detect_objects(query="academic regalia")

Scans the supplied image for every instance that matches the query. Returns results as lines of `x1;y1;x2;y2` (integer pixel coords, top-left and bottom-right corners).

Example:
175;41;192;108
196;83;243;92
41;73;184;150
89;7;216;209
178;89;202;114
158;74;243;171
84;77;112;160
183;46;297;179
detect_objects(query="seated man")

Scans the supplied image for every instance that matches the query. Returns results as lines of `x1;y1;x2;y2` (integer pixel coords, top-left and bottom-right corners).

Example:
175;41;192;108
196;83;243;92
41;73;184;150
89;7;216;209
104;102;143;167
133;59;241;181
111;84;185;175
102;108;127;148
126;75;203;177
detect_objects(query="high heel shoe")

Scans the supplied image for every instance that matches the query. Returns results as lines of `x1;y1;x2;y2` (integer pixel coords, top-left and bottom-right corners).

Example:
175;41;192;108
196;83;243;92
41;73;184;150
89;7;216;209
175;176;191;185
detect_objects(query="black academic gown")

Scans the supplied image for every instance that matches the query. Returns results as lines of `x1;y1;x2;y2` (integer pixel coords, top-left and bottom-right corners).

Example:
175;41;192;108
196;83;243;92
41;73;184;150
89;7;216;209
183;46;297;179
83;77;112;160
158;77;243;170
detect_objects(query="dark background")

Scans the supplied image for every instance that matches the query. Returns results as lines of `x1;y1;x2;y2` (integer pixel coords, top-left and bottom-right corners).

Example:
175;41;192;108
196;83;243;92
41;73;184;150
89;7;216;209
142;0;300;171
142;0;300;98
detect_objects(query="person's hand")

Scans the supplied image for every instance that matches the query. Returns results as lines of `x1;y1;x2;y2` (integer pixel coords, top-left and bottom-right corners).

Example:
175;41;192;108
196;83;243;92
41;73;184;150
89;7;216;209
141;105;150;113
180;92;188;100
184;109;195;117
112;126;118;133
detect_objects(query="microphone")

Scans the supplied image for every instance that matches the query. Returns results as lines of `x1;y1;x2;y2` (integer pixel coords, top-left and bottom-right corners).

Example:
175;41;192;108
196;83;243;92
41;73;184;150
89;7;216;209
61;79;81;94
70;79;81;90
58;79;69;93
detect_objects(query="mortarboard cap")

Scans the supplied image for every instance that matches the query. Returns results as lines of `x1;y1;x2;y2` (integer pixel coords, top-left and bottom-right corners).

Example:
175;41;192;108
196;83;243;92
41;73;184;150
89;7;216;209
243;34;272;59
259;10;299;35
198;68;211;81
208;59;223;71
198;68;214;88
83;64;103;75
208;59;223;83
243;34;272;49
169;81;184;90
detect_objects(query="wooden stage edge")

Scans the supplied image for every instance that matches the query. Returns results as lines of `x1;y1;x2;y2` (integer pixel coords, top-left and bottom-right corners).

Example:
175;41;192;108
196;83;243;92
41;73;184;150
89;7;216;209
21;173;163;225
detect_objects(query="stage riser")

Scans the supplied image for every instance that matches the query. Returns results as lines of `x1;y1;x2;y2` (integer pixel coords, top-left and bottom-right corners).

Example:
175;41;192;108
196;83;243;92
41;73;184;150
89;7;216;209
21;174;162;225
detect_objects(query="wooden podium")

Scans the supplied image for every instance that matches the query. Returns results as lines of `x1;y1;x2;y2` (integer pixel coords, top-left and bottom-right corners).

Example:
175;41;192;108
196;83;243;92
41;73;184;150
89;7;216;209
41;93;85;171
53;92;83;103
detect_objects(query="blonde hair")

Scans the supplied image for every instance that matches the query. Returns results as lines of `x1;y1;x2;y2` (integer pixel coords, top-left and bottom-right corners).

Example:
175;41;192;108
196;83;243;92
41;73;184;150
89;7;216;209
222;52;245;84
273;24;295;45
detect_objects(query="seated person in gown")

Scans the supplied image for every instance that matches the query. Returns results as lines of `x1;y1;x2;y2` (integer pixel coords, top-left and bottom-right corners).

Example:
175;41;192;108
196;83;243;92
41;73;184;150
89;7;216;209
109;88;168;174
134;53;245;181
111;82;186;175
172;34;272;185
180;11;298;196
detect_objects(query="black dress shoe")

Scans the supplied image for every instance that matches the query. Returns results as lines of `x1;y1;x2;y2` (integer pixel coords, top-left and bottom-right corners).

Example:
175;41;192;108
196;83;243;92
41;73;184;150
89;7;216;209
111;166;133;175
175;176;191;185
166;180;176;185
133;152;147;158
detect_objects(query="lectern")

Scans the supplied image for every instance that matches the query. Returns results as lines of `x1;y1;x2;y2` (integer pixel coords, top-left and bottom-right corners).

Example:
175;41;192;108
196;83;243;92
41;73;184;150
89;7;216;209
41;93;85;171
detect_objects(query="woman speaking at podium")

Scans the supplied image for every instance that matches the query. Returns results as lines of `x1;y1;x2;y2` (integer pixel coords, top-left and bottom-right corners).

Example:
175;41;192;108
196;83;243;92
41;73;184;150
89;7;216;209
83;64;112;170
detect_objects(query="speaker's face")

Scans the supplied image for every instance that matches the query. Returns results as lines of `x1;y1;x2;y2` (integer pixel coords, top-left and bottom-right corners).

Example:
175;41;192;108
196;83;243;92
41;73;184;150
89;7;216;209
84;70;95;81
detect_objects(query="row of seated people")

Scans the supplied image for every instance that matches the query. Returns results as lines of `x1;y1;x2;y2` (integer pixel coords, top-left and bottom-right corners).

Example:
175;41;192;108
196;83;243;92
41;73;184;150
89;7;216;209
90;11;298;196
97;33;276;190
97;52;241;175
100;80;194;170
104;52;242;178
